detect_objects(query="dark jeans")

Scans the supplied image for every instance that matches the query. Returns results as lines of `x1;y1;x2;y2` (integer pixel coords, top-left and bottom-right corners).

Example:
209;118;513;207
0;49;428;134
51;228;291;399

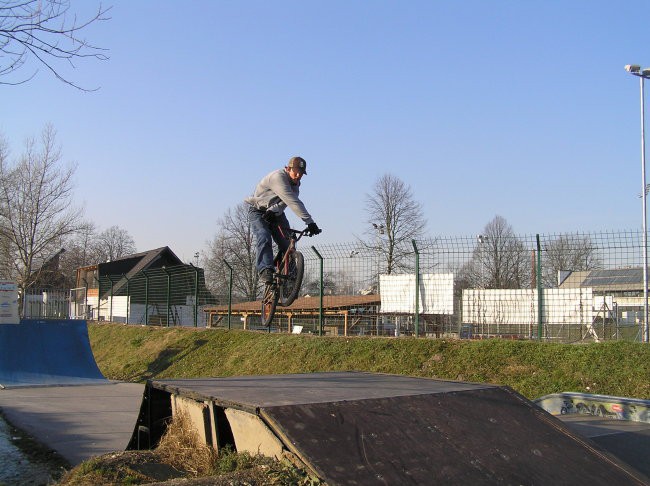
248;205;290;274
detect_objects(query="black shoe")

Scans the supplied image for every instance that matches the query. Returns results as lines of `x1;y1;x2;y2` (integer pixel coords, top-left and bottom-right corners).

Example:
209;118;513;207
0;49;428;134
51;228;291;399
260;268;274;285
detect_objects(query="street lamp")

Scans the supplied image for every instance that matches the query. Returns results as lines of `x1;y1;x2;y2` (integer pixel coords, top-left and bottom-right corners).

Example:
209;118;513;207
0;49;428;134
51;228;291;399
625;64;650;343
372;223;385;293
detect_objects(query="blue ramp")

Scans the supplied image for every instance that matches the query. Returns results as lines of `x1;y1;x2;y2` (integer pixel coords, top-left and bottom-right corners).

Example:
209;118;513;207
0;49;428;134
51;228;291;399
0;319;107;388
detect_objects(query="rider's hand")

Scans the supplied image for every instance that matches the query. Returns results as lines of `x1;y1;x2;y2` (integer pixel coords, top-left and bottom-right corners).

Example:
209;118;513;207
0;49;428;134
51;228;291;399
307;222;321;236
263;210;276;224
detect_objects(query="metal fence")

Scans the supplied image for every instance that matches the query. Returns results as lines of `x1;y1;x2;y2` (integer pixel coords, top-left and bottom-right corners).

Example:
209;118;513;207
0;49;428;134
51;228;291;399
22;266;218;327
94;266;217;326
22;230;650;343
216;230;648;343
22;288;70;320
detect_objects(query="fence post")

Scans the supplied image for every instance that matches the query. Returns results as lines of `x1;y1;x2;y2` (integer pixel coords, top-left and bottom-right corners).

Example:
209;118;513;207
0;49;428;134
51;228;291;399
81;277;89;319
108;275;115;322
144;271;150;326
123;274;130;324
311;246;324;336
412;239;420;337
163;267;171;327
93;275;101;321
223;260;233;330
536;234;543;341
20;283;28;319
193;265;199;328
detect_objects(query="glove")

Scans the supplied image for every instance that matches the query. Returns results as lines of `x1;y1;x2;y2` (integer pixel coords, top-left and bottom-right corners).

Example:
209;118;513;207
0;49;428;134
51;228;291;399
307;222;321;236
263;210;276;224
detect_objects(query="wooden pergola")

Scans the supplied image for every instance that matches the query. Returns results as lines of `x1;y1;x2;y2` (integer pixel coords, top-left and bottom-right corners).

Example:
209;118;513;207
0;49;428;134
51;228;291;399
204;294;381;336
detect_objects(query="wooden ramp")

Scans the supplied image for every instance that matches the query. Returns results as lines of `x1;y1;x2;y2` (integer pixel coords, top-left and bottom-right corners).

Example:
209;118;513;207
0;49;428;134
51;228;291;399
128;372;648;485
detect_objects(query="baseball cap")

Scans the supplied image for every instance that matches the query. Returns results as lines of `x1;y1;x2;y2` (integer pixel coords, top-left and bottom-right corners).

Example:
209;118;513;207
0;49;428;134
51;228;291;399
287;156;307;175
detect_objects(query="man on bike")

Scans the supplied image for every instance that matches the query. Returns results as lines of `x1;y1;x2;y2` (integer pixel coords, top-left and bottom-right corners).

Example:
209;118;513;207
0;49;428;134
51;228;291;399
245;156;322;284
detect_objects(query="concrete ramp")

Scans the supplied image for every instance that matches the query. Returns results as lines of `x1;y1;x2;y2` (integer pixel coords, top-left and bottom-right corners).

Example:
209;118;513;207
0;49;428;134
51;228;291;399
0;320;107;388
129;372;649;485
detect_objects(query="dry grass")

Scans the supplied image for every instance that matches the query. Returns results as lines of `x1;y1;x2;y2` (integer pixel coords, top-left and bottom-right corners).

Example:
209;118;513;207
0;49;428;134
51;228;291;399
55;409;322;485
155;410;218;477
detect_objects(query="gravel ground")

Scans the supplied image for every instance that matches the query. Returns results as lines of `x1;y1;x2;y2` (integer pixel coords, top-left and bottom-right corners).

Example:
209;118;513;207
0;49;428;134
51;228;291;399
0;414;68;485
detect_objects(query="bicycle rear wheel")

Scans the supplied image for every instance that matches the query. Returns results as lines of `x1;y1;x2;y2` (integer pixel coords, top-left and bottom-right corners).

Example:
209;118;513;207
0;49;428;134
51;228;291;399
261;283;279;327
279;251;304;307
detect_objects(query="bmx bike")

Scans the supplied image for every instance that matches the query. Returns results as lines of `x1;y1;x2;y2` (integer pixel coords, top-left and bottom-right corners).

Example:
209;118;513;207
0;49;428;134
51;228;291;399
260;227;315;326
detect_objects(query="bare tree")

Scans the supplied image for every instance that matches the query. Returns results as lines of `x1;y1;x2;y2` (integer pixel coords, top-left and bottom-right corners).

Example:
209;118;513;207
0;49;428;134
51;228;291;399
0;229;13;279
204;203;258;301
92;225;136;262
542;234;602;287
56;220;96;285
0;0;110;90
459;215;531;289
0;134;12;278
364;174;426;275
301;269;355;297
0;125;83;297
68;221;97;266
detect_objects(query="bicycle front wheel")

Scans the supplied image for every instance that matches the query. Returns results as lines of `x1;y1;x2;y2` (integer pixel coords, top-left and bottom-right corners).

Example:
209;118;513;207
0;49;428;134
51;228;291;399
279;251;304;307
261;284;279;327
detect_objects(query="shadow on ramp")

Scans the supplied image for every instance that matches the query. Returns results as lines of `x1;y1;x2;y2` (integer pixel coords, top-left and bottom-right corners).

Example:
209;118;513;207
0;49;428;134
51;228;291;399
0;320;107;388
129;372;649;485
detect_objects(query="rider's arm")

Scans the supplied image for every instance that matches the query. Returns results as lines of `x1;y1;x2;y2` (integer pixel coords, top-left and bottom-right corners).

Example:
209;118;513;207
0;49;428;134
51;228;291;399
267;171;314;225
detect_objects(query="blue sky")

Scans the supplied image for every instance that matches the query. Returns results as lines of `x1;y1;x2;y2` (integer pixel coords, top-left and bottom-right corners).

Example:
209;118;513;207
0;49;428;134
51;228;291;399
2;1;649;262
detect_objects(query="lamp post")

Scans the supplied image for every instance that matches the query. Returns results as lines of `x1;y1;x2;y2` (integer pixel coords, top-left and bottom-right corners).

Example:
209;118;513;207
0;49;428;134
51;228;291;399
372;223;385;294
372;223;385;336
625;64;650;343
477;234;489;288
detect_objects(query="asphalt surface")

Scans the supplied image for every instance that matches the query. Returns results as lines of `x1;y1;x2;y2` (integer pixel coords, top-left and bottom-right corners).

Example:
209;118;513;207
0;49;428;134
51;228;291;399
0;382;144;466
559;414;650;478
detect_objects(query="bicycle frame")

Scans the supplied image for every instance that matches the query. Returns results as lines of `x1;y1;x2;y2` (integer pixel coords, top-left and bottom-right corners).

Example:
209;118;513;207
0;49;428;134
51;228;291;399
274;227;306;281
261;227;309;327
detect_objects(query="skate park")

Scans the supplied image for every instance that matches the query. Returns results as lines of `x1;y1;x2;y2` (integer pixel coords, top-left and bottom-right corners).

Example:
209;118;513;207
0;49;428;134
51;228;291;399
0;319;649;484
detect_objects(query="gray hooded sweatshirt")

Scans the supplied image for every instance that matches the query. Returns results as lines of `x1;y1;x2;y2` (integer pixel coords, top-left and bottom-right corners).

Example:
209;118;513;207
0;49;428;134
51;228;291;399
245;168;314;224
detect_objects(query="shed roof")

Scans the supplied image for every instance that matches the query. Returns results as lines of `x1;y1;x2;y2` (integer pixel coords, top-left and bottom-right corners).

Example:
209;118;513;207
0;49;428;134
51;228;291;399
95;247;183;299
205;294;380;315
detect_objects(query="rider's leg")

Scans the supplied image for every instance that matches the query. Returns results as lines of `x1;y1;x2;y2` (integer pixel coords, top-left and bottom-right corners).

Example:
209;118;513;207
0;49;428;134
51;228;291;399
271;213;291;263
249;206;275;276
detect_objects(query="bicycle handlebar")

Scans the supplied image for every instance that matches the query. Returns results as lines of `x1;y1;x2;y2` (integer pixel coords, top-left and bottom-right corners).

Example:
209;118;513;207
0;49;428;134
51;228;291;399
286;227;320;241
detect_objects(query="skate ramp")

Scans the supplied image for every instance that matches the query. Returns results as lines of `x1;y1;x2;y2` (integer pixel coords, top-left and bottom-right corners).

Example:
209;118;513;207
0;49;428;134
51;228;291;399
130;372;649;485
0;319;107;388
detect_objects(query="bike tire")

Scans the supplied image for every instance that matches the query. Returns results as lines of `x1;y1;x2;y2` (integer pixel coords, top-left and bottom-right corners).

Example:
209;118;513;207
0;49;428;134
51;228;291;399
261;283;279;326
279;251;304;307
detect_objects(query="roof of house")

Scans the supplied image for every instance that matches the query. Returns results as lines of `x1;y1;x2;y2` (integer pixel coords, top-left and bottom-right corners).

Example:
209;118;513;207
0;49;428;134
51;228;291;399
27;248;71;288
559;268;645;292
96;246;183;298
30;248;66;273
558;270;590;289
109;246;181;277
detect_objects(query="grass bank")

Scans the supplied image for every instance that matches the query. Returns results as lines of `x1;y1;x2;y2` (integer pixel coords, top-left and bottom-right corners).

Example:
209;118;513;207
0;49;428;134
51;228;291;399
88;323;650;400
